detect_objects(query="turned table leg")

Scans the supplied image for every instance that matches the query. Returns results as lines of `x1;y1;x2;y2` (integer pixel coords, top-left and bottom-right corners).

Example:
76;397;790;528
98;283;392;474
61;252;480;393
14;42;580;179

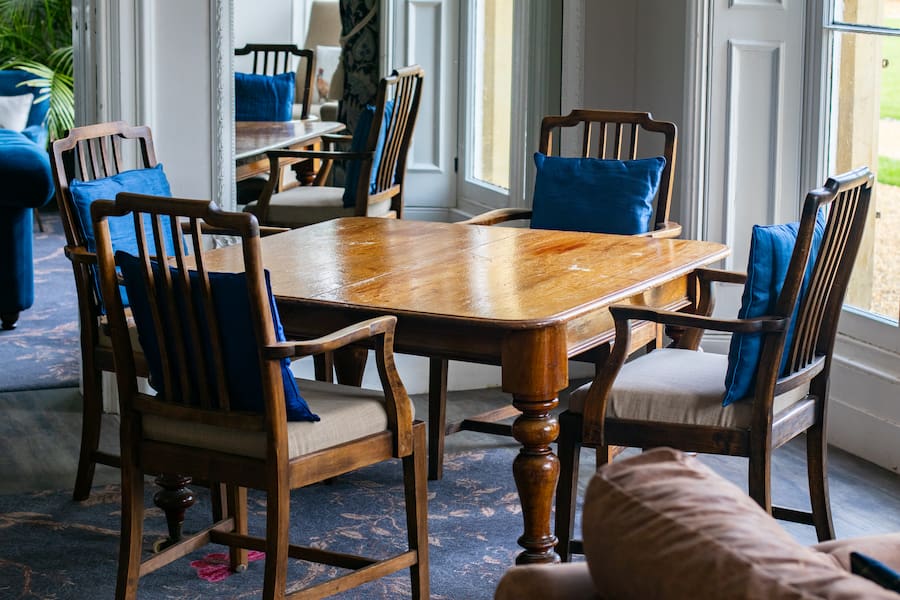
511;394;561;564
152;473;195;552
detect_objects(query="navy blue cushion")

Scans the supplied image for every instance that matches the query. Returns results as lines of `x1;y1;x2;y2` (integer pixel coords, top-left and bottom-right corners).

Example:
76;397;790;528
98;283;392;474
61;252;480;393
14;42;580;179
530;153;666;235
234;71;295;121
342;100;395;208
69;164;175;306
851;552;900;593
116;251;318;422
722;210;827;406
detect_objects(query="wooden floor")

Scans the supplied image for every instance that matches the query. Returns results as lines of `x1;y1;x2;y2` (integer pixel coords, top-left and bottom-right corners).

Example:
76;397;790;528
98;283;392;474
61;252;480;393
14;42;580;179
1;382;899;547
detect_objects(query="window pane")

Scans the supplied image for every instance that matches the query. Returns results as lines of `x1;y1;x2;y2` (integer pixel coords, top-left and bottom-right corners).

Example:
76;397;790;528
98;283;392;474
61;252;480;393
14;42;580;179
834;0;900;28
829;29;900;322
471;0;513;190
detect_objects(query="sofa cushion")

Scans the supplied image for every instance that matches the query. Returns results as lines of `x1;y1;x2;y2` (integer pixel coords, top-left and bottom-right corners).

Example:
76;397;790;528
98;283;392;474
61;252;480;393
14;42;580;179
582;448;899;599
813;533;900;575
0;93;33;132
851;552;900;593
530;153;665;235
494;562;600;600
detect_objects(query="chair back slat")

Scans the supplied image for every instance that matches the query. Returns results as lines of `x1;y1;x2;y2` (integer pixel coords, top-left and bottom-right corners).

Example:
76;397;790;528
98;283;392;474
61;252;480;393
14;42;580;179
538;110;678;231
784;174;871;374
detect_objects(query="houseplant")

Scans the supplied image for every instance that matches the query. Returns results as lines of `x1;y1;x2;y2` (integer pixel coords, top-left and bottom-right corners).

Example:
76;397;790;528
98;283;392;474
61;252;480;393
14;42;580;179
0;0;74;142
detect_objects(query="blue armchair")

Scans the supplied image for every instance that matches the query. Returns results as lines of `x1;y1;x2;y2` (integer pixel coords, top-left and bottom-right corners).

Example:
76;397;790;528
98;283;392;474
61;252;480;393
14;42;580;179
0;69;54;329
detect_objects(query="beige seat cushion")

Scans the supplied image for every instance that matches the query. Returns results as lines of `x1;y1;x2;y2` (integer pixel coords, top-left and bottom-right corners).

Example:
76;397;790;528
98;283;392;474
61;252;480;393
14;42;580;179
568;348;809;429
582;448;899;599
813;532;900;574
143;378;411;459
244;185;391;227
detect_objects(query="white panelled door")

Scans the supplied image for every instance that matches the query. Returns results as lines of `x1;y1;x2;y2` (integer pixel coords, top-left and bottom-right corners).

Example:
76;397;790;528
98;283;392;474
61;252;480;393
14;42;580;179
705;0;807;318
386;0;459;221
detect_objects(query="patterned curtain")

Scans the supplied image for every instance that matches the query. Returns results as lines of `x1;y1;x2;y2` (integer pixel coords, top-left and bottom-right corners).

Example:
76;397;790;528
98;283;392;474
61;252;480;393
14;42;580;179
338;0;379;131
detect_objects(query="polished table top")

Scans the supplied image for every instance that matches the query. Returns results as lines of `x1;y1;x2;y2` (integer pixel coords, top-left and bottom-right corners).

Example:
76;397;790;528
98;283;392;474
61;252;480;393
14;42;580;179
204;217;730;564
234;119;345;160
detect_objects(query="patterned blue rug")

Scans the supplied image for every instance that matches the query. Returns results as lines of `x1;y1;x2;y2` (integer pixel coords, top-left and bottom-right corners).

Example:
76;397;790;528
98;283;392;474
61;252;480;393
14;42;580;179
0;446;526;599
0;214;80;392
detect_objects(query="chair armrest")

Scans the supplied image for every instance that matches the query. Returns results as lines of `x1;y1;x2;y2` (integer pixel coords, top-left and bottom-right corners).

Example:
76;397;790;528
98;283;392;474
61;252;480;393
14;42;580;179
642;220;683;239
461;207;533;226
264;315;414;456
609;304;787;335
264;316;396;359
178;221;288;238
695;267;747;286
266;149;372;162
65;245;97;265
321;133;351;145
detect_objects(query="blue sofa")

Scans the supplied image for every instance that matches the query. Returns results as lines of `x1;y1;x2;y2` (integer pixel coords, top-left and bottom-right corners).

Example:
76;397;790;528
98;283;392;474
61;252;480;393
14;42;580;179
0;69;55;330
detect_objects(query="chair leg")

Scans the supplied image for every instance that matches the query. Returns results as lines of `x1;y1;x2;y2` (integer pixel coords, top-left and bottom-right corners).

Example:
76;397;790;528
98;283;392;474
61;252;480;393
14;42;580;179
554;410;582;563
115;462;145;600
403;423;430;599
262;482;290;599
747;445;773;515
73;364;104;501
427;357;448;481
227;485;249;572
806;425;835;541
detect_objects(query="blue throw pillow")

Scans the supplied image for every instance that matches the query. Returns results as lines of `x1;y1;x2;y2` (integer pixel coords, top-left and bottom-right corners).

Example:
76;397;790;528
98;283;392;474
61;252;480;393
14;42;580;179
342;100;395;208
530;153;666;235
850;552;900;592
116;251;318;422
234;71;295;121
69;164;176;307
722;210;827;406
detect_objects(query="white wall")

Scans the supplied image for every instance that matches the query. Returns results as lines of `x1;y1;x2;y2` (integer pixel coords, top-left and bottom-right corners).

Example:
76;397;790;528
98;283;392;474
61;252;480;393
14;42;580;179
581;0;689;228
146;2;214;201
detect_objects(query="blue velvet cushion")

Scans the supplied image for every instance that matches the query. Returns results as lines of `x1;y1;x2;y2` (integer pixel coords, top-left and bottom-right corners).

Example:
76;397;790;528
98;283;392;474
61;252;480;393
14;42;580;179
530;153;666;235
0;129;54;208
69;164;175;306
116;251;318;422
234;71;296;122
850;552;900;592
342;100;395;208
722;210;827;406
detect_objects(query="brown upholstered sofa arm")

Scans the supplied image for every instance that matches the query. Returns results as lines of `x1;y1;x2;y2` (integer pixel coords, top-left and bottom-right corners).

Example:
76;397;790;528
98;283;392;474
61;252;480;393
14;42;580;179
495;562;600;600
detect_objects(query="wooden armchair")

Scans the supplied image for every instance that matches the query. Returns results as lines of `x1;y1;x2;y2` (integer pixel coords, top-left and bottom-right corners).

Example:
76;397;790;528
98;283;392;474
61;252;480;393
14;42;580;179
234;43;315;120
243;65;424;228
50;121;158;500
93;193;429;599
427;110;679;480
554;167;873;560
465;109;680;238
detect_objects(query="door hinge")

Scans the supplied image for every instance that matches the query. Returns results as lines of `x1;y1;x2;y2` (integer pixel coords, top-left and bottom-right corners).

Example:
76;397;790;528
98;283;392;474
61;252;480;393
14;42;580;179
454;157;458;173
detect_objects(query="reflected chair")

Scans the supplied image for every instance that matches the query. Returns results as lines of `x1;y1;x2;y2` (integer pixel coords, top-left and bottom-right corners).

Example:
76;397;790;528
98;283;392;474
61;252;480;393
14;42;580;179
427;110;679;480
554;167;873;561
93;193;429;599
234;43;315;120
243;65;424;228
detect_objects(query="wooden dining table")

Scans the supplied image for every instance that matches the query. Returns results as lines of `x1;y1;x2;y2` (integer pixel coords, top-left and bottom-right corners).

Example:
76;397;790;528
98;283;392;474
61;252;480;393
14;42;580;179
203;217;730;564
234;120;345;182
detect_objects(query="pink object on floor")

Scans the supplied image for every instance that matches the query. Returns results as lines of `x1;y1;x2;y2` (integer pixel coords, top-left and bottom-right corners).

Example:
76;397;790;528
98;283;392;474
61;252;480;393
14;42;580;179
190;550;265;582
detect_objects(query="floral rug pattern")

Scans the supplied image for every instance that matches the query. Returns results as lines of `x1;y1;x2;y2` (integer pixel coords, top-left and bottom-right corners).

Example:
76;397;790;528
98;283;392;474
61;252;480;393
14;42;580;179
0;446;526;599
0;216;80;392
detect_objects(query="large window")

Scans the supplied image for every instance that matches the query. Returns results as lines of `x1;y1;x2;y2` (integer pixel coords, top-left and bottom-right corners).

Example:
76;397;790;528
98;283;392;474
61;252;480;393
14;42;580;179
459;0;514;209
826;1;900;323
